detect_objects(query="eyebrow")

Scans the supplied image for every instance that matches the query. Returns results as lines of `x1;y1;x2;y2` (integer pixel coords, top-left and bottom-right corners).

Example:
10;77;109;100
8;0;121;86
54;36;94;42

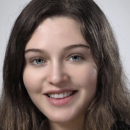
25;48;43;54
64;44;90;50
25;44;90;54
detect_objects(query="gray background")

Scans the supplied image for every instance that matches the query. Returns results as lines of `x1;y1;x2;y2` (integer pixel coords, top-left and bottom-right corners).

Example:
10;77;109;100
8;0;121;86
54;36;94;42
0;0;130;94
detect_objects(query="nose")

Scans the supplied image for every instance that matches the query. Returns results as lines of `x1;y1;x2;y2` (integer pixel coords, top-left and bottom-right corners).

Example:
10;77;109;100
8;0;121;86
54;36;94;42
47;62;69;86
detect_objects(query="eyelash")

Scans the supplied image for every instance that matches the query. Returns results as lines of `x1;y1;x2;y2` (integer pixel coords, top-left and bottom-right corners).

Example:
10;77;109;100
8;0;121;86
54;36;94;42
31;58;46;65
68;54;84;62
30;54;84;66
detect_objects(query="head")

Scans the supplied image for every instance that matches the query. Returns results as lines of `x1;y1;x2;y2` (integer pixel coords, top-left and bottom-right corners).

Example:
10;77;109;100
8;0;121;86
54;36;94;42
2;0;127;129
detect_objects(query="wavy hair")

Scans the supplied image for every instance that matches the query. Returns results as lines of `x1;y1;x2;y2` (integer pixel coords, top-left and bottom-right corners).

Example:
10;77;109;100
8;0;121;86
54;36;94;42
0;0;130;129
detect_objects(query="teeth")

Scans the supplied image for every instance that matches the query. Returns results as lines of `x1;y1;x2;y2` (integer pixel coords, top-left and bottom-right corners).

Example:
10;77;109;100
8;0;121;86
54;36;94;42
58;93;63;98
64;92;67;97
48;91;73;99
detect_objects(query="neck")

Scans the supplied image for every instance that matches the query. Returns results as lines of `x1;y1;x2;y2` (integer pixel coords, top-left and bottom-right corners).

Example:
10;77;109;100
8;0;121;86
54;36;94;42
49;117;85;130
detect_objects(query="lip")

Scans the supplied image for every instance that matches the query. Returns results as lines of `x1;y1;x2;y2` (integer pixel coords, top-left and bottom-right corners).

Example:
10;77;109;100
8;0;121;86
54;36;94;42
44;89;76;94
44;90;77;106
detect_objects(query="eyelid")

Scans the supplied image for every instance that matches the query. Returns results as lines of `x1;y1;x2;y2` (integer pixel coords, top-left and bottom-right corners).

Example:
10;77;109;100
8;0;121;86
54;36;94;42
67;54;84;61
30;57;46;66
69;53;84;57
27;53;85;66
30;56;44;61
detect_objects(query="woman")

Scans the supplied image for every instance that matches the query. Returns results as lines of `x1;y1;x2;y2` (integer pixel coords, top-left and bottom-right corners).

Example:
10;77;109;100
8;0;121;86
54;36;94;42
0;0;130;130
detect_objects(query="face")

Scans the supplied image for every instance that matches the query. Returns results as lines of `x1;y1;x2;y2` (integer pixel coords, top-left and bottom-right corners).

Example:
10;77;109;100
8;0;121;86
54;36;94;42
23;17;97;124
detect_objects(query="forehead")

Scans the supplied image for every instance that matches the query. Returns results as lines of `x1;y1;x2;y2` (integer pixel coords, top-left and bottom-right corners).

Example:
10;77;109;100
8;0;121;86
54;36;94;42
37;16;81;33
25;16;88;50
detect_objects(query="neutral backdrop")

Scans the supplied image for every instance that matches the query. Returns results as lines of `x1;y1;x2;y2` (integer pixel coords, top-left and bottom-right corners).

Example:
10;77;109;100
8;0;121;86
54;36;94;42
0;0;130;94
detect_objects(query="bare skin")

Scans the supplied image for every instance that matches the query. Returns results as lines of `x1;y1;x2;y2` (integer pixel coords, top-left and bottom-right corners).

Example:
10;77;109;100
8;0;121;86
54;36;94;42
23;17;97;130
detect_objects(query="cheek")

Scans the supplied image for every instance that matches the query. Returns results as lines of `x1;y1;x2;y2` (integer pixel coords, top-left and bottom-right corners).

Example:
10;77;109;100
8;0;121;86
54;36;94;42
87;65;97;82
23;67;43;93
77;63;97;87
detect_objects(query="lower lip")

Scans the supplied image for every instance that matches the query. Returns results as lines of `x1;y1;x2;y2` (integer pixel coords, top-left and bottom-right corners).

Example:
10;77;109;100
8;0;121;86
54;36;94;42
45;92;77;106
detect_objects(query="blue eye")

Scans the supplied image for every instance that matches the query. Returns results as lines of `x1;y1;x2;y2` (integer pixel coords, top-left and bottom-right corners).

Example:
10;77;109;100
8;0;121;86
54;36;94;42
32;58;45;65
69;55;83;61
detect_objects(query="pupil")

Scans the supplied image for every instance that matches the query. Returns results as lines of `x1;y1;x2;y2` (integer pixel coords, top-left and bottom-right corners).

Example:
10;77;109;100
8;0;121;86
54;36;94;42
74;56;78;59
37;59;42;63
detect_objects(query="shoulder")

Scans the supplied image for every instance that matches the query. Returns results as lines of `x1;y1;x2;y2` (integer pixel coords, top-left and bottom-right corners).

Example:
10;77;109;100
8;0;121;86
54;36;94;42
112;120;130;130
39;119;49;130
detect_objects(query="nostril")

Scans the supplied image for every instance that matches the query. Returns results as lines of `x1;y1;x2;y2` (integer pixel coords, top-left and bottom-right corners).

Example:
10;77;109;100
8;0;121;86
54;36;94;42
63;75;69;81
47;74;69;86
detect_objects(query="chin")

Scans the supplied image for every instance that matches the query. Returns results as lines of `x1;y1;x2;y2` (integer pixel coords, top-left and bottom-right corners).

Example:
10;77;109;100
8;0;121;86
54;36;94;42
46;109;82;124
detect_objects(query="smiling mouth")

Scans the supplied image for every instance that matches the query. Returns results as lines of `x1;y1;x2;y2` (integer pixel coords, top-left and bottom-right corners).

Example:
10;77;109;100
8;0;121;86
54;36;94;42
47;91;77;99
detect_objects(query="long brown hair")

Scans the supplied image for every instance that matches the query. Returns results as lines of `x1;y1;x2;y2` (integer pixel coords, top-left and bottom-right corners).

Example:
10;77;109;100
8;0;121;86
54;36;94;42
0;0;130;130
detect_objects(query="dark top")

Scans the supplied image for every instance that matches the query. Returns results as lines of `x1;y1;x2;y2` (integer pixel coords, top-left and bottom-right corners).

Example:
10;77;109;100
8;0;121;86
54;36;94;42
112;120;130;130
39;120;130;130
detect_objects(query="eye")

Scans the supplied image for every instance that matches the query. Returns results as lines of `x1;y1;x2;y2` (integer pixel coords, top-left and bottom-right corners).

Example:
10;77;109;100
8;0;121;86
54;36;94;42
69;55;83;62
31;58;45;65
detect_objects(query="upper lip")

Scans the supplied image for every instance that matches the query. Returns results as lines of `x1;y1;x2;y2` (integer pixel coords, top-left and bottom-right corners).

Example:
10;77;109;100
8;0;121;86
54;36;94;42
44;89;77;95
